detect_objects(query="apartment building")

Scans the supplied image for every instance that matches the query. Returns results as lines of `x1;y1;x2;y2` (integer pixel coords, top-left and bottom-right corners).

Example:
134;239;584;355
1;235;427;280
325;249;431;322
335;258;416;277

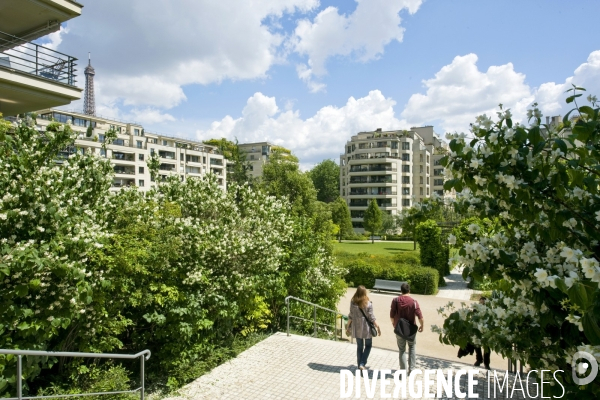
237;141;275;180
0;1;83;116
340;126;452;231
35;109;227;191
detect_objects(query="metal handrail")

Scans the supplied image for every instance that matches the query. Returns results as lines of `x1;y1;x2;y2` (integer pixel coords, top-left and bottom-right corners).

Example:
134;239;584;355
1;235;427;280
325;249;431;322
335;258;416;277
0;349;151;400
0;30;78;86
285;296;347;341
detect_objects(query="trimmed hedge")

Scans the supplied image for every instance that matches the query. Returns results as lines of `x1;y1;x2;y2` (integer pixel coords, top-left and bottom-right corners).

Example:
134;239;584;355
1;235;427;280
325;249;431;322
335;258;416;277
343;260;438;295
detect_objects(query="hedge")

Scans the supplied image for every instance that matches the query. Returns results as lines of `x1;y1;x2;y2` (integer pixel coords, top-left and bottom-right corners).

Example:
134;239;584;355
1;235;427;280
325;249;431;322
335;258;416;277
344;260;439;295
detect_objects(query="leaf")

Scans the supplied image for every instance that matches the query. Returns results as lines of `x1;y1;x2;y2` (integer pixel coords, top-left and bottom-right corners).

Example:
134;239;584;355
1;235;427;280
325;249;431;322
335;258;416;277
579;106;595;118
566;94;582;103
582;314;600;345
506;118;513;128
16;322;30;330
554;139;568;154
555;278;568;293
533;141;546;155
568;282;589;309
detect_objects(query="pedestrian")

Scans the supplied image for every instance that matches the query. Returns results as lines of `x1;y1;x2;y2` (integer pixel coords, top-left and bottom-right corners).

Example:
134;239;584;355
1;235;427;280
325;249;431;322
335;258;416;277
390;283;424;375
474;297;491;369
346;285;381;370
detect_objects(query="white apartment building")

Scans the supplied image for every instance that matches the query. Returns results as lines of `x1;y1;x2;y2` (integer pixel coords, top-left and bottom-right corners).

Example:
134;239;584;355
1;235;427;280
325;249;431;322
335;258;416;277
340;126;452;231
237;141;275;180
36;109;226;191
0;1;83;116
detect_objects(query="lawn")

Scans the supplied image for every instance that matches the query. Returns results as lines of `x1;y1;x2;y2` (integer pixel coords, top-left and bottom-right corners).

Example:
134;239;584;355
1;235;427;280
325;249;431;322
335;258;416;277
333;241;419;257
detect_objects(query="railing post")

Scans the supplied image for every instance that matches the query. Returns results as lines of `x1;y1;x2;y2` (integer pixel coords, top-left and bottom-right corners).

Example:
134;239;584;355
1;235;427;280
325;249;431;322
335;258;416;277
140;354;145;400
17;355;22;400
313;305;317;337
333;314;337;341
286;298;290;337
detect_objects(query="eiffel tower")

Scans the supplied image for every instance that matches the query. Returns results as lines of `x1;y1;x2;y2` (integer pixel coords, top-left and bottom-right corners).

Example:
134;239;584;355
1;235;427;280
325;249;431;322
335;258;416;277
83;53;95;116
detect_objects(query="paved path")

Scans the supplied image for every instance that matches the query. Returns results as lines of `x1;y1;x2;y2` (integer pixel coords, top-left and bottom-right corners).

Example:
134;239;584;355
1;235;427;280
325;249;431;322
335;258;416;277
165;333;534;400
437;266;478;301
338;288;506;370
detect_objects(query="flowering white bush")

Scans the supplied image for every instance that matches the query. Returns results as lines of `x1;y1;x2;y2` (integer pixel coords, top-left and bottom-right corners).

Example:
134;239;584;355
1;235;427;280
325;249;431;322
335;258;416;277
433;90;600;396
0;115;345;394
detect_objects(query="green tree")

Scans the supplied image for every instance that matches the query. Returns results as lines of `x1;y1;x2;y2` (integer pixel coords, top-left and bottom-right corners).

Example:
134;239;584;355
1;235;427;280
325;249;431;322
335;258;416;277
330;197;352;242
434;90;600;397
380;212;397;237
204;138;252;187
415;220;447;285
363;199;382;244
308;159;340;203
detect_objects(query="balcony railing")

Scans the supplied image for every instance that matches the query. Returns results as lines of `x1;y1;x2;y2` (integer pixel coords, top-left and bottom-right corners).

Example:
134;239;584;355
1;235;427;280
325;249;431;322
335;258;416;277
0;30;77;86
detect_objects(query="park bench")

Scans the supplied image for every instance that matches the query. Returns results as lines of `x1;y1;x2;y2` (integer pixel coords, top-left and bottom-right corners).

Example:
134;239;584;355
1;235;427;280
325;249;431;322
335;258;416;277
372;279;406;293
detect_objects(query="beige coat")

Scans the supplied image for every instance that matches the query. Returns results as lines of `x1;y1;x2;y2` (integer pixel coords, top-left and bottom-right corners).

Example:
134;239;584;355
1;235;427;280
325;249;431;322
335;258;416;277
348;300;376;339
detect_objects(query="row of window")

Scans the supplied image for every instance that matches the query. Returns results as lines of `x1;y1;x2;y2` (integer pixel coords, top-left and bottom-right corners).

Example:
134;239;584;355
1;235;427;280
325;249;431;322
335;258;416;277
348;141;412;153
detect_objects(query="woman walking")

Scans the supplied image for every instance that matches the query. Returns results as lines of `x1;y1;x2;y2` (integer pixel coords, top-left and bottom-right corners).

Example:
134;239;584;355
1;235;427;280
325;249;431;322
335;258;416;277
346;285;381;370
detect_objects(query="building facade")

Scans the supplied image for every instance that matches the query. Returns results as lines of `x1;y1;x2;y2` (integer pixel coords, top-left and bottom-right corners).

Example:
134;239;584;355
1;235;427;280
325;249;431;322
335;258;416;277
36;109;226;191
0;1;83;116
237;141;275;180
339;126;451;231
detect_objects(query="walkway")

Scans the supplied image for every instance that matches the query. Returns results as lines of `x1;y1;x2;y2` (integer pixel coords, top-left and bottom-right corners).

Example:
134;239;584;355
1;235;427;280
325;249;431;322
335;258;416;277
436;266;478;301
165;333;534;400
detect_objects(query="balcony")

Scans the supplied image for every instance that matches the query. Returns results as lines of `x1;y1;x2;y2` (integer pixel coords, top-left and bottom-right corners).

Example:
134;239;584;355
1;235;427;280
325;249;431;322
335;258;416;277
159;150;175;160
159;164;176;172
112;152;135;162
210;158;223;166
349;164;396;173
0;31;81;116
0;1;82;42
113;166;135;175
112;178;135;188
349;176;396;184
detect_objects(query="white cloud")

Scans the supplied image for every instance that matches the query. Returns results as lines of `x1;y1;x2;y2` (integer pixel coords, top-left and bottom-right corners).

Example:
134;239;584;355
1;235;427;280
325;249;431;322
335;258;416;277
57;0;319;109
535;50;600;116
401;51;600;134
291;0;422;89
40;26;69;50
401;53;534;133
196;90;404;167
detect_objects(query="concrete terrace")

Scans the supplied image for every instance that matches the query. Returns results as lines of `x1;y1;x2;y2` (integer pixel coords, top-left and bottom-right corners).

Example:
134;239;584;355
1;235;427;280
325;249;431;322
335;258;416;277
165;333;535;400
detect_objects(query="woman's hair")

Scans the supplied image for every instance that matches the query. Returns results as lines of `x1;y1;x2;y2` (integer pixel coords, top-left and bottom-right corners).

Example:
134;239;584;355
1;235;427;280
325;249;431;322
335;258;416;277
351;285;369;308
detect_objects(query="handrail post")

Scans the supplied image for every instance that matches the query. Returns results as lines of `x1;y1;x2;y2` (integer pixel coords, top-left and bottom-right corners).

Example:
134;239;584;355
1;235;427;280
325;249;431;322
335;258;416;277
286;298;290;337
17;354;22;400
313;305;317;337
140;354;145;400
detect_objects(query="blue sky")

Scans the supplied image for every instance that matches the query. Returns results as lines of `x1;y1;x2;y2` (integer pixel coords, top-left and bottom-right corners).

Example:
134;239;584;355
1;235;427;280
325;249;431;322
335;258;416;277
46;0;600;168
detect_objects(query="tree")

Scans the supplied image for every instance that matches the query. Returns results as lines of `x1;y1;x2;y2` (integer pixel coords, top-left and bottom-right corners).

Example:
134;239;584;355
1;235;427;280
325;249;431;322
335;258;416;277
204;138;252;187
434;90;600;397
330;197;352;242
308;159;340;203
380;212;397;237
363;200;382;244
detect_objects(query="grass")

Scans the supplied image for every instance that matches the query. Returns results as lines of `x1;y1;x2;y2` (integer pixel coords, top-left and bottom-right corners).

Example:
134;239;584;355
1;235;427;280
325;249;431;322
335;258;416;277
333;241;419;257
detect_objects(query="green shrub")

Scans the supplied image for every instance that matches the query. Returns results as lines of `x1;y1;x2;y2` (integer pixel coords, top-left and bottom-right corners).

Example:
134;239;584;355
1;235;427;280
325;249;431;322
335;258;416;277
392;253;421;266
415;220;448;286
344;262;438;295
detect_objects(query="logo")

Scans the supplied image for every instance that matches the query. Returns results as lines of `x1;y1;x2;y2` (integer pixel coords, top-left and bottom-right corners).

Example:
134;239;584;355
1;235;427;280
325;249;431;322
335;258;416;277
572;351;598;386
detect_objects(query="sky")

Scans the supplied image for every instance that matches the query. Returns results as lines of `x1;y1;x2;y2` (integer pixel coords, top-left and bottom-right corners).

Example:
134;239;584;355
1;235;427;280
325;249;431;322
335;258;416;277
42;0;600;169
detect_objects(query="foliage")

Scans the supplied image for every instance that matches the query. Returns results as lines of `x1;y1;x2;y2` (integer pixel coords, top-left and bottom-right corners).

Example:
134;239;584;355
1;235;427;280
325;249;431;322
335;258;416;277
86;125;93;138
203;138;252;187
308;160;340;203
434;90;600;397
340;255;438;295
415;220;448;286
333;241;417;256
0;117;345;396
363;200;382;243
146;153;160;181
330;197;352;243
380;212;397;236
449;216;496;248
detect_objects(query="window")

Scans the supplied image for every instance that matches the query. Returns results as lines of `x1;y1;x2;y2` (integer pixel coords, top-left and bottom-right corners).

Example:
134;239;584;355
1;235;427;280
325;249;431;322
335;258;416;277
419;176;423;184
148;138;157;144
139;167;144;174
402;142;410;150
427;188;429;195
100;148;106;157
434;179;444;186
402;188;410;195
203;156;206;163
402;199;410;207
402;153;410;161
427;155;430;163
435;190;444;196
162;140;168;146
139;153;144;161
420;165;423;173
150;148;155;156
420;187;423;195
136;140;143;149
391;142;398;149
434;159;442;165
134;128;140;136
402;165;410;173
114;139;124;146
187;155;200;163
347;146;352;154
419;154;424;162
250;154;255;160
138;179;144;187
180;153;184;161
98;134;105;143
402;176;410;184
434;168;444;176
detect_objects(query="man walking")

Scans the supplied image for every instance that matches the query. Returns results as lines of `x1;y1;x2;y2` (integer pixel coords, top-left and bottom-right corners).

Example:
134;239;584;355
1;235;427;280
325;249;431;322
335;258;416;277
390;283;424;374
